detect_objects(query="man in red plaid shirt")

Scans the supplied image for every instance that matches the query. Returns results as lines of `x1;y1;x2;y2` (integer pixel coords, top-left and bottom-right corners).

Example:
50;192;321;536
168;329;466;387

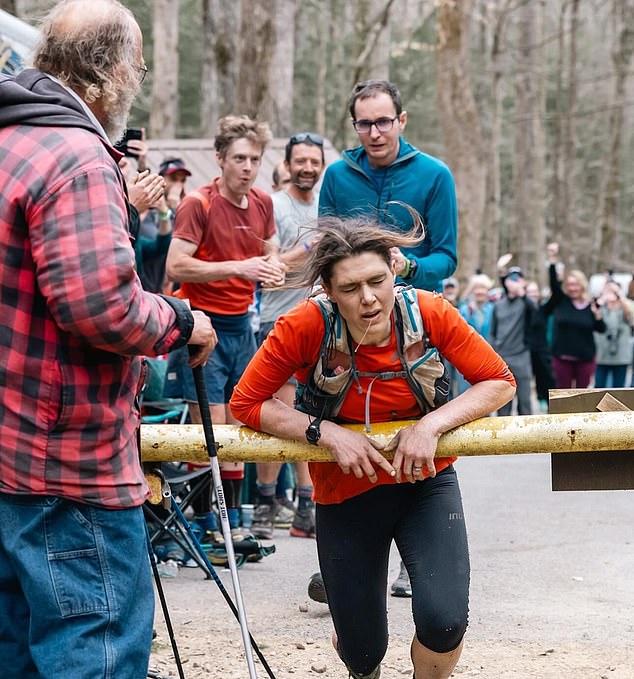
0;1;215;677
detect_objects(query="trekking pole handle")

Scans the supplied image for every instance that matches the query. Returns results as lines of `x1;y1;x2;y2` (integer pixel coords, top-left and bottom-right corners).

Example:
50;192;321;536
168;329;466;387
188;351;218;460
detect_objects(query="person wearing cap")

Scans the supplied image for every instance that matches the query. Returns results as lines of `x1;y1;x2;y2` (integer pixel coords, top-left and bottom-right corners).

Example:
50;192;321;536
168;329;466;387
490;264;536;416
159;157;192;209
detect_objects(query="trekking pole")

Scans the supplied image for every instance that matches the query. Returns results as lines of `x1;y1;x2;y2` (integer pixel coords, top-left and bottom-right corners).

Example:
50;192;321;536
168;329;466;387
190;363;259;679
169;500;277;678
145;524;186;679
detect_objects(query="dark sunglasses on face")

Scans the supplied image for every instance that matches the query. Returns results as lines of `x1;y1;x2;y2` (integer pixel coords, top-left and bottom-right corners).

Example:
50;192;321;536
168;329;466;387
289;132;324;146
352;116;398;135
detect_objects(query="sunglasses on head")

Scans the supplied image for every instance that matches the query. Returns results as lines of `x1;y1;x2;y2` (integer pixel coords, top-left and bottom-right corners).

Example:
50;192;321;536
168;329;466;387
289;132;324;146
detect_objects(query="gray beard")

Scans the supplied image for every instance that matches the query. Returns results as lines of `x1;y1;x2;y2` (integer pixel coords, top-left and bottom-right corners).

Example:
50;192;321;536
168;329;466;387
103;85;138;144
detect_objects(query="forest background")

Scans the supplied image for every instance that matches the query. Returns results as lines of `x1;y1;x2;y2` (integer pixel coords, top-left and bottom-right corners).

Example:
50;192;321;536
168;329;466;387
5;0;634;285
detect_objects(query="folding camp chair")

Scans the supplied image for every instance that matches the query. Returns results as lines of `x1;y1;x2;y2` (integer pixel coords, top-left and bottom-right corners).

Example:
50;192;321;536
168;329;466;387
143;462;216;573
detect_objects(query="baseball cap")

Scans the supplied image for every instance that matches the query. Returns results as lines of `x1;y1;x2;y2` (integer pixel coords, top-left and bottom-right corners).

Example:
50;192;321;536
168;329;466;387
505;266;525;282
159;157;192;177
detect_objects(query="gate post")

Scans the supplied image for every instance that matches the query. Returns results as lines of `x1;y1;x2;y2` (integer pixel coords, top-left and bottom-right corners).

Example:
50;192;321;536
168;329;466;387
549;388;634;491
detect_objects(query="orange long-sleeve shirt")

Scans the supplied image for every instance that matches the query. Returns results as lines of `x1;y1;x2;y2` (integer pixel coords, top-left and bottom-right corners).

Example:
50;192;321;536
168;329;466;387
231;290;515;504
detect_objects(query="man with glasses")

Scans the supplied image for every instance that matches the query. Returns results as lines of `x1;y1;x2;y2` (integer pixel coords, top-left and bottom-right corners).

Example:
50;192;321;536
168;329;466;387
0;1;215;676
316;80;458;602
252;132;325;540
319;79;457;293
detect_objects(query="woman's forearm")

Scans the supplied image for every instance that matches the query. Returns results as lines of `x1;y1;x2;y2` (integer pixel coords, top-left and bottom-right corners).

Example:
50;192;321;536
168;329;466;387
259;398;316;442
416;380;516;437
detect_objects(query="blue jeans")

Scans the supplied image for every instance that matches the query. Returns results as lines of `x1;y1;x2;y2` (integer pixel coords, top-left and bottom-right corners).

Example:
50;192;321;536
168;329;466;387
594;364;628;389
0;493;153;679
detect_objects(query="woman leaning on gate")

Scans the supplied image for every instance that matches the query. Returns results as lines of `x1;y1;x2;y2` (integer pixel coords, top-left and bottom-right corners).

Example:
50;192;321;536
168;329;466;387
230;216;516;679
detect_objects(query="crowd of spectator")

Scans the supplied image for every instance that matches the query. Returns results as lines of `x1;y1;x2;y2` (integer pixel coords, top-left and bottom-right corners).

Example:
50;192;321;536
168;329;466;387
125;111;634;582
440;245;634;415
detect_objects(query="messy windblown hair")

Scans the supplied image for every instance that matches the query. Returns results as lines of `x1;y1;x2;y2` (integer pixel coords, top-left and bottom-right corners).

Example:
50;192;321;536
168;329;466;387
294;211;425;290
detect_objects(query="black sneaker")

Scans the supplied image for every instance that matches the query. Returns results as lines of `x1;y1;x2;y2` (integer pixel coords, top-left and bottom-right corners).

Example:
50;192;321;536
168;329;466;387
307;571;328;604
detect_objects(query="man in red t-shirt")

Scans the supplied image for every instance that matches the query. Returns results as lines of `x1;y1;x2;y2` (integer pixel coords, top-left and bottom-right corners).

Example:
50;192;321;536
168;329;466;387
166;114;285;538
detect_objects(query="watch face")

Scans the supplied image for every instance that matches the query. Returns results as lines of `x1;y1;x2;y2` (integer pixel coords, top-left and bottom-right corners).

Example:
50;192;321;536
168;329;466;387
306;423;321;445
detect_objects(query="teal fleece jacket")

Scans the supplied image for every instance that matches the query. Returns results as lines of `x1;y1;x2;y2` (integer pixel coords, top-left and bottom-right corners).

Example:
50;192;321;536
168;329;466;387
318;139;458;291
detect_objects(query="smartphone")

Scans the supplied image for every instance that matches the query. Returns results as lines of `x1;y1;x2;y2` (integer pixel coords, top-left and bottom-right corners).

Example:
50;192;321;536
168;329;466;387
114;128;143;157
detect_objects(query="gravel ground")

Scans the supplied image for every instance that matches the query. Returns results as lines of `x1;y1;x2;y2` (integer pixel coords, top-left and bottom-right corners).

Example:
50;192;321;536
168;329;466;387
150;454;634;678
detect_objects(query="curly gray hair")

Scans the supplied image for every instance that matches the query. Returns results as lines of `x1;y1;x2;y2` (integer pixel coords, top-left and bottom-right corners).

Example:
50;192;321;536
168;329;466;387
34;0;140;108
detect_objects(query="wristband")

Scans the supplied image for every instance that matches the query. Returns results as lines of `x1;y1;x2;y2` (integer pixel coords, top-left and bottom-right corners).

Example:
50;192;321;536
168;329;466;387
158;208;171;221
401;258;411;278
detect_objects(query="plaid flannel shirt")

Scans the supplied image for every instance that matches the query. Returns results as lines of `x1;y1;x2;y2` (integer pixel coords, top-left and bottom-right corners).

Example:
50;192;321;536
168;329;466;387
0;122;191;508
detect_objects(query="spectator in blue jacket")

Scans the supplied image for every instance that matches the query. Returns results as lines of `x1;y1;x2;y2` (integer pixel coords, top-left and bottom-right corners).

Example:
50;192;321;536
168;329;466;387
319;79;457;292
314;79;458;605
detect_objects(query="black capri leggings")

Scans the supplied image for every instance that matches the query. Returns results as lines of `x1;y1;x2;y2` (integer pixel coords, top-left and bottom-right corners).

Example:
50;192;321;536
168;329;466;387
316;465;470;677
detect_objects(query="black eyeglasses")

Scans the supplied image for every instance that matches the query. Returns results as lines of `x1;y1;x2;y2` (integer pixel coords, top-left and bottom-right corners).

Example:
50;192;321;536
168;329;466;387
136;64;148;84
352;116;398;135
289;132;324;146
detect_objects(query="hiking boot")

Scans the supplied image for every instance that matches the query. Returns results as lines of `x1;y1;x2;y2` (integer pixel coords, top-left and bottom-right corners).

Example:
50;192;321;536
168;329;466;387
251;502;276;539
307;571;328;604
274;497;295;528
390;561;412;598
290;503;316;538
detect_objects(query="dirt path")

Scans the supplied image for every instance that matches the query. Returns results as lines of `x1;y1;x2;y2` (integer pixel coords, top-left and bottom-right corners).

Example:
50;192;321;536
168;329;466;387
150;455;634;678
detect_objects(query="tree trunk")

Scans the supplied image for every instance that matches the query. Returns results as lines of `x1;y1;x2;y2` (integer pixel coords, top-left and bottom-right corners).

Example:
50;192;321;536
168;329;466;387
561;0;580;265
149;0;180;138
237;0;276;120
480;0;508;276
436;0;486;282
594;0;634;271
367;0;391;78
200;0;240;137
267;0;296;135
333;0;395;149
551;1;568;248
513;0;547;282
315;1;332;136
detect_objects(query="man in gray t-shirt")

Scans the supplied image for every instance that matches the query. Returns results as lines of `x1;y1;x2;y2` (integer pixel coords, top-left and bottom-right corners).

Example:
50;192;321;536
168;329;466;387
259;189;316;329
252;133;325;541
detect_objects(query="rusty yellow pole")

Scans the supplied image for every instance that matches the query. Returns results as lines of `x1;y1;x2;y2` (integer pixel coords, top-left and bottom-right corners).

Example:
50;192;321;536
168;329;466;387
140;411;634;463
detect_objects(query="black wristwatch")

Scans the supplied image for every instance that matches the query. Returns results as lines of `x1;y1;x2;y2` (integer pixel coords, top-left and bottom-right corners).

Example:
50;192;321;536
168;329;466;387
305;420;321;446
